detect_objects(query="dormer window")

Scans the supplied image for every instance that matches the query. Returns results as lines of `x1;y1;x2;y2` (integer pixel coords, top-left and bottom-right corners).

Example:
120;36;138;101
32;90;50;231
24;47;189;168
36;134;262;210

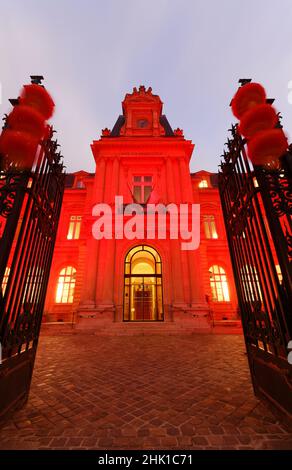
199;179;208;188
76;179;85;189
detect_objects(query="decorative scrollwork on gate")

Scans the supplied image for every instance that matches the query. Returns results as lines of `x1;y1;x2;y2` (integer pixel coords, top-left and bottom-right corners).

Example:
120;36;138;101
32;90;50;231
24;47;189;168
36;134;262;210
0;169;26;219
2;303;37;352
258;166;292;218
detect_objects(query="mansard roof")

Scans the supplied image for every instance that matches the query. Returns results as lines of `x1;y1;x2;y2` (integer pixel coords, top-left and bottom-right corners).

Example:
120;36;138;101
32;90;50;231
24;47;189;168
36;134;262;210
108;86;174;138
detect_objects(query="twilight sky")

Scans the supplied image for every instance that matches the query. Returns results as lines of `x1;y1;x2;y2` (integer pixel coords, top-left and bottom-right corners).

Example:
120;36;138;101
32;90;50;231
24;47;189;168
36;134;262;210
1;0;292;173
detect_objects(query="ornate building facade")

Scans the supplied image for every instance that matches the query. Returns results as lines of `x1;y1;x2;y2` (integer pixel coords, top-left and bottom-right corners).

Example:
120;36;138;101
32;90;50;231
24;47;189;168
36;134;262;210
42;86;239;331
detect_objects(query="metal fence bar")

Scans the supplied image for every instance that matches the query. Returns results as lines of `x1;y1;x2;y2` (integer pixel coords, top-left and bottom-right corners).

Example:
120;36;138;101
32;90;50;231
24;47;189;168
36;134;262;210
218;122;292;416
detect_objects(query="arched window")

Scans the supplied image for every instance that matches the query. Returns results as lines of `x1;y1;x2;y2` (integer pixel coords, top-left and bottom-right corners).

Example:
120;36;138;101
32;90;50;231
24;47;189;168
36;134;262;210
209;265;230;302
124;245;163;321
1;266;10;295
55;267;76;303
199;179;208;188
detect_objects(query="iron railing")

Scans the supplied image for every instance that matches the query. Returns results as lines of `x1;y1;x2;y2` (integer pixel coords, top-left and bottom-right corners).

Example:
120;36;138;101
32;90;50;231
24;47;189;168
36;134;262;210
0;78;65;417
219;121;292;416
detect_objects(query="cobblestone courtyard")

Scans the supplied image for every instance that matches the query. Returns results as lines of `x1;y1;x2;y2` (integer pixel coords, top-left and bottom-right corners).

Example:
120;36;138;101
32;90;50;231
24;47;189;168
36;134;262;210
0;333;291;450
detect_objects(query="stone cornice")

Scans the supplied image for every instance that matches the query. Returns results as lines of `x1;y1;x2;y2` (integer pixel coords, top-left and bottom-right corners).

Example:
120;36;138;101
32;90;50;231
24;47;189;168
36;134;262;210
91;138;194;161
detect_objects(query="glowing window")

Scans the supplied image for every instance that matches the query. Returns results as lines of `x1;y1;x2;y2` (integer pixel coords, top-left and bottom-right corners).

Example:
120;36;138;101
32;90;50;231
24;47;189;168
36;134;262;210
1;266;10;295
133;176;153;203
276;265;283;283
55;266;76;303
67;216;82;240
199;179;208;188
241;265;262;301
203;215;218;239
209;265;230;302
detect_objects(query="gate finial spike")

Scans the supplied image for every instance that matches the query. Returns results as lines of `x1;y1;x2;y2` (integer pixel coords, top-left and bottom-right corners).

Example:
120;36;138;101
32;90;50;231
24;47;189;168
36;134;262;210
238;78;252;86
30;75;44;85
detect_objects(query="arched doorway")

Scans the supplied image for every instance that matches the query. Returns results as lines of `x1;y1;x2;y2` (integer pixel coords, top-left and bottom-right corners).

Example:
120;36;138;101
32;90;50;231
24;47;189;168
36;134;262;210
123;245;163;322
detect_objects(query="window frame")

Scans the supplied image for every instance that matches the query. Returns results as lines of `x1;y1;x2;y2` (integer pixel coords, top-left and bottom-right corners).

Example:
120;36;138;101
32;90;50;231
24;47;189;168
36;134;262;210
203;215;218;239
55;266;76;304
198;179;208;188
209;265;230;302
67;215;82;240
132;175;153;203
123;245;163;322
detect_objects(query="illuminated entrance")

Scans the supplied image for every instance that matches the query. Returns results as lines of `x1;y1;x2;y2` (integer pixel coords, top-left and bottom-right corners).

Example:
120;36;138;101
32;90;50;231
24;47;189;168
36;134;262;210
123;245;163;322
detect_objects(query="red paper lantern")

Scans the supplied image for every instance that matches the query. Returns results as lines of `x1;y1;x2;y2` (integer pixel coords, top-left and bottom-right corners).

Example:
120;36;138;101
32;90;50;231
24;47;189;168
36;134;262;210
232;83;266;119
20;84;55;120
0;130;38;168
247;129;288;166
238;104;278;139
8;105;46;140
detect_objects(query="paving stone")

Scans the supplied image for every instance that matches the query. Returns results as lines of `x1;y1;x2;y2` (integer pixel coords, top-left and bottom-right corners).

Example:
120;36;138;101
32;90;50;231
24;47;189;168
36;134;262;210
0;333;291;450
209;426;224;435
159;437;178;447
66;437;84;447
166;426;180;436
50;437;68;447
97;438;114;448
192;436;208;446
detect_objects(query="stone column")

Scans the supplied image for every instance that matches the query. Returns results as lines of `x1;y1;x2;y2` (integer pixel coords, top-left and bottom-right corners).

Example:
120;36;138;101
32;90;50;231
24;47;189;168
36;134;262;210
95;158;121;311
111;157;120;199
179;158;209;328
79;158;106;308
166;157;176;201
179;158;189;202
95;158;106;201
100;158;119;305
166;158;185;305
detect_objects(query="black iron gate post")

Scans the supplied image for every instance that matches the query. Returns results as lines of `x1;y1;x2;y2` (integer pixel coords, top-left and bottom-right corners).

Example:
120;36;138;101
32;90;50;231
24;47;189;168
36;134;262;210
0;77;65;418
219;95;292;417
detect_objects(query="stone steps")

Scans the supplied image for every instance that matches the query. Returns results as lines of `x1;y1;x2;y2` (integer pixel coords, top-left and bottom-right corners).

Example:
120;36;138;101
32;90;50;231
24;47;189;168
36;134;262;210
40;320;243;336
92;321;213;336
41;322;76;335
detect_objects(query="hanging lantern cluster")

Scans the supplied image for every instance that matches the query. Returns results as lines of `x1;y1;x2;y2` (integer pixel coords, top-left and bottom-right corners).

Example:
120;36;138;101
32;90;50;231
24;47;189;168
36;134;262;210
0;83;55;168
231;82;288;166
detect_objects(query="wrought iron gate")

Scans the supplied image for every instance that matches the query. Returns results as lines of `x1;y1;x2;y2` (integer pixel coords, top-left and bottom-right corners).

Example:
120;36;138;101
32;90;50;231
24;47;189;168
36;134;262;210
0;82;65;418
219;122;292;417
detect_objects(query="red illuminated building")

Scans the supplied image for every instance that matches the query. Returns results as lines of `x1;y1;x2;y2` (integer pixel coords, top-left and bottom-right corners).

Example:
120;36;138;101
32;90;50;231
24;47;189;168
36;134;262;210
41;86;240;331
